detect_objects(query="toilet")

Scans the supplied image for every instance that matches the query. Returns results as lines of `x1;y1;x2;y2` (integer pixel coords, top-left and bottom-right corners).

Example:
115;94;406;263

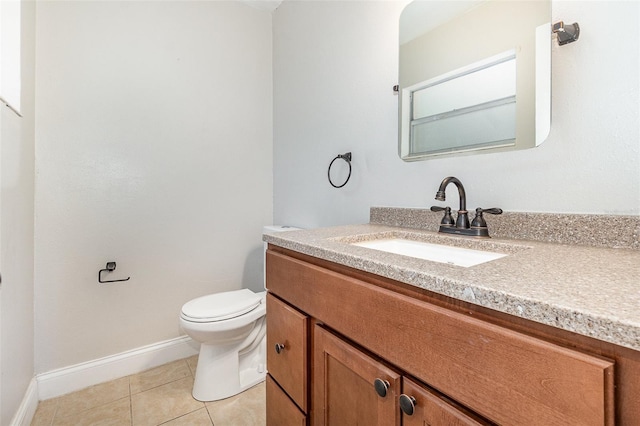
179;225;300;402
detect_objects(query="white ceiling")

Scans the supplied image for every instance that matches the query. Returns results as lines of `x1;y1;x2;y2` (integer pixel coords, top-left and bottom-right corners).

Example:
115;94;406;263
400;0;482;45
239;0;283;13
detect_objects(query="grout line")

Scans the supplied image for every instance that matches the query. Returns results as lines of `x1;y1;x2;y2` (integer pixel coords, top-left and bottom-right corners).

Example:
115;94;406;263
54;397;131;420
128;357;196;396
205;404;215;426
186;356;197;377
49;400;58;426
129;376;133;426
32;393;61;425
156;407;209;426
130;374;193;396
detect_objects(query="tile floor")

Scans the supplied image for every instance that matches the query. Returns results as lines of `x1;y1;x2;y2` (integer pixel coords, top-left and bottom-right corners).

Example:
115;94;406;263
30;355;266;426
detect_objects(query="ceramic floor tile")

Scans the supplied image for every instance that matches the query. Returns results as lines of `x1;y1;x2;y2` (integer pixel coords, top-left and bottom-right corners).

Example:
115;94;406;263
161;408;213;425
31;356;265;426
131;376;203;426
30;398;58;426
52;397;130;426
205;382;266;426
53;376;130;419
130;359;192;394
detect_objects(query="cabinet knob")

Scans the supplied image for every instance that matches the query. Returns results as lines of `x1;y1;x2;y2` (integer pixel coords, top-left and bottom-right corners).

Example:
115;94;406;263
274;343;285;354
373;378;390;398
399;394;417;416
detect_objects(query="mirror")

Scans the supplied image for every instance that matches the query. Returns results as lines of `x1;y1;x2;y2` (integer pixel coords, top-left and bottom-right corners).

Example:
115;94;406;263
398;0;551;161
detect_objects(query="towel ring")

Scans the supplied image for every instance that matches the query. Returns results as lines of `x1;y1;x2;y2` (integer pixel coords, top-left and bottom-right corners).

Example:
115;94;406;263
328;152;352;189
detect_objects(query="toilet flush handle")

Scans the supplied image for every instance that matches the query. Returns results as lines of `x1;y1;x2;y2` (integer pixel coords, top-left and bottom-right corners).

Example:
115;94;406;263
274;343;285;354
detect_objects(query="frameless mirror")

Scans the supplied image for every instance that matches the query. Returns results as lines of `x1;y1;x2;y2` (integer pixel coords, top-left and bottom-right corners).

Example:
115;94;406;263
399;0;551;161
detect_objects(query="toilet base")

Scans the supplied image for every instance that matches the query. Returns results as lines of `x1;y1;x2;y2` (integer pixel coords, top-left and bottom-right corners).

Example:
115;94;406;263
191;321;266;401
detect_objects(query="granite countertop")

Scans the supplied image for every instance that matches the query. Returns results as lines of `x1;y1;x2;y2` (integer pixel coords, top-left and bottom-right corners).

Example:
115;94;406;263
263;222;640;352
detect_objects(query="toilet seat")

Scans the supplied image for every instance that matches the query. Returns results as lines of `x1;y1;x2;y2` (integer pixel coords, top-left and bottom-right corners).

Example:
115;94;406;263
181;289;262;323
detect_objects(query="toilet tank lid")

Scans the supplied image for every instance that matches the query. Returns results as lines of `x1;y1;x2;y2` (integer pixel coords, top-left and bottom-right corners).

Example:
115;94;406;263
263;225;302;233
181;289;262;321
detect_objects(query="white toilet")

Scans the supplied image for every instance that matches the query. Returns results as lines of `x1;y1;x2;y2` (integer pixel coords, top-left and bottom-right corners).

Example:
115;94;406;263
179;225;300;402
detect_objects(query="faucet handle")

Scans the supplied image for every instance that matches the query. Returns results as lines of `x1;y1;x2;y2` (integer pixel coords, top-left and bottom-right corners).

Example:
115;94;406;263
471;207;503;228
482;208;503;215
430;206;454;226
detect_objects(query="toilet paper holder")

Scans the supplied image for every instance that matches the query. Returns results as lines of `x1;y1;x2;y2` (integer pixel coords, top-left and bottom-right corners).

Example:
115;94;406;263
98;261;130;283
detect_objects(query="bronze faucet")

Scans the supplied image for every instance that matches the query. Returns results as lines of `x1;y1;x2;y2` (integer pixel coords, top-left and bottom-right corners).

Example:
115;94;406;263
431;176;502;238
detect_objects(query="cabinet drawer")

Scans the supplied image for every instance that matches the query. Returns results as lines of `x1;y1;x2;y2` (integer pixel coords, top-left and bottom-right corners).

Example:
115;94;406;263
266;375;306;426
266;293;308;412
267;250;615;425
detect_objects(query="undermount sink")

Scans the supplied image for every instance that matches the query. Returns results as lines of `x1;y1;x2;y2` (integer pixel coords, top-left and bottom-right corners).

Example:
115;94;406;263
351;238;508;267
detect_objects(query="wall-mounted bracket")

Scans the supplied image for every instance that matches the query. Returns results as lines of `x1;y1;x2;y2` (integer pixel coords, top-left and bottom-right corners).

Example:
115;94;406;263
552;21;580;46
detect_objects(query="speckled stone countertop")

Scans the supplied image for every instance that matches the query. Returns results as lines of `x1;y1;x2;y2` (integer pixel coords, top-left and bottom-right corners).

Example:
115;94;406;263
264;210;640;352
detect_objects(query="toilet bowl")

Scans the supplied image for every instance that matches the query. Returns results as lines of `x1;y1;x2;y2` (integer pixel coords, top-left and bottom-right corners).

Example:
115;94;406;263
179;225;300;402
179;288;267;401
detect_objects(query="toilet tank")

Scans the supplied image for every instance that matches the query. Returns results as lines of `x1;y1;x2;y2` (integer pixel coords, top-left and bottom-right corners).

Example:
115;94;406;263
263;225;301;289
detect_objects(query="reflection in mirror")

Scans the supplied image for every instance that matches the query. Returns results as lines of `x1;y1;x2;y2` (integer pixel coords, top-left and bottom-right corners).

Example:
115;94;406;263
399;0;551;161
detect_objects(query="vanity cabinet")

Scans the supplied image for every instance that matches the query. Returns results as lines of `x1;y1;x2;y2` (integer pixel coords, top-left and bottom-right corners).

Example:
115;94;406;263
266;247;618;425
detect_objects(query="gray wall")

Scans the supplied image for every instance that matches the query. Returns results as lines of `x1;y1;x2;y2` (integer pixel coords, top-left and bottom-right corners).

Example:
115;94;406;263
273;1;640;229
0;1;35;424
34;1;273;373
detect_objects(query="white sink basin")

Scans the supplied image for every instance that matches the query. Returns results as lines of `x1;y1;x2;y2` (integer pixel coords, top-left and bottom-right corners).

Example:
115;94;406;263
352;238;507;267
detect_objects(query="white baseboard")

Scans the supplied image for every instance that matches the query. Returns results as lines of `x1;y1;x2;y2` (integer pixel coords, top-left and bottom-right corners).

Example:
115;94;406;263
36;335;199;401
9;378;38;426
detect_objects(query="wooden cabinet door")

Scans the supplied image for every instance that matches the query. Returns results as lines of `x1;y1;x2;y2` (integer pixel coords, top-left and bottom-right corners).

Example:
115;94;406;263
313;325;401;426
401;377;490;426
266;293;308;412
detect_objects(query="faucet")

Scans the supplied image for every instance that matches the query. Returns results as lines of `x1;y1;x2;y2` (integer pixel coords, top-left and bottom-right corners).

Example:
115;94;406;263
435;176;469;229
430;176;502;238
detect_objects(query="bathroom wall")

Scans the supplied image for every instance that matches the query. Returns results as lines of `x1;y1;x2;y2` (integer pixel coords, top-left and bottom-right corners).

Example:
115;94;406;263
0;1;36;424
34;1;273;373
273;1;640;229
